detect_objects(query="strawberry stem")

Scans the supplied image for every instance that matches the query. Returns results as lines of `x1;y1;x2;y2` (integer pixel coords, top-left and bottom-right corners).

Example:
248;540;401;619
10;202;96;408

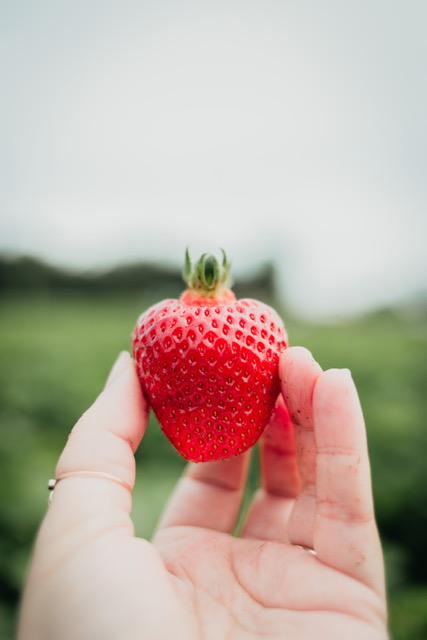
183;249;231;297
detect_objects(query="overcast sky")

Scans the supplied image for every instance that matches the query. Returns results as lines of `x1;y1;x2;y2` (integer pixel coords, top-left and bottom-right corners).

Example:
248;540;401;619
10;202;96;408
1;0;426;318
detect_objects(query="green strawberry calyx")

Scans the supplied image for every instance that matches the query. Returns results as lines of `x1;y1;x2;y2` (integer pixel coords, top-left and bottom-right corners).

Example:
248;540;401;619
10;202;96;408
183;249;232;298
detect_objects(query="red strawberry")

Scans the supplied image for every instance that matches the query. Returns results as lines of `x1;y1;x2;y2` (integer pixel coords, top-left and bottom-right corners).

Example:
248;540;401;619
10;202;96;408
132;251;288;462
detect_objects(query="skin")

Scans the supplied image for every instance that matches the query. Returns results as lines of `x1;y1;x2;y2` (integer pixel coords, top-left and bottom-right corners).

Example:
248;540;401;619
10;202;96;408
17;347;388;640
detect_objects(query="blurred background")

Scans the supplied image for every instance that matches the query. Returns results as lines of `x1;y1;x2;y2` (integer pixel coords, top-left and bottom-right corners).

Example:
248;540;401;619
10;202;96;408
1;1;426;637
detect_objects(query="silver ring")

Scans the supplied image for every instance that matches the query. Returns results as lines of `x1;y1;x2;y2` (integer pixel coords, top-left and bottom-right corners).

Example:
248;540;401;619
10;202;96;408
294;544;317;556
47;471;133;503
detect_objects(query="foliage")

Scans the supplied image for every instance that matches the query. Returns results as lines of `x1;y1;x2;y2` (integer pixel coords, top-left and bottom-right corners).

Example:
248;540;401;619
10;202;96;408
0;255;277;301
0;278;426;638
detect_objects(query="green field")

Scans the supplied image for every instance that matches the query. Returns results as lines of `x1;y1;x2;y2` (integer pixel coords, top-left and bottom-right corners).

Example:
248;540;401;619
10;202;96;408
1;291;427;639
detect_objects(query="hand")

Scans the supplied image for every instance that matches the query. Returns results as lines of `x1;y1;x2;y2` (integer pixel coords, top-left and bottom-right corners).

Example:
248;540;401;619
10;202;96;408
18;347;388;640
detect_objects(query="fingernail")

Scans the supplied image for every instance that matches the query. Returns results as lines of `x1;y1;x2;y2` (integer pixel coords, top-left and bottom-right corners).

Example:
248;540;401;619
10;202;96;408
105;351;131;387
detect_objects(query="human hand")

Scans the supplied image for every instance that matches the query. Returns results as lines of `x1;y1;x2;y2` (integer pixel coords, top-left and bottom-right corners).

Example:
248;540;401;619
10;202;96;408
18;347;388;640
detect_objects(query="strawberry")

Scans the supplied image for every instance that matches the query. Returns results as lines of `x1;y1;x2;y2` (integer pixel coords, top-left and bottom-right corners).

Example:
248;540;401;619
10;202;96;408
132;250;288;462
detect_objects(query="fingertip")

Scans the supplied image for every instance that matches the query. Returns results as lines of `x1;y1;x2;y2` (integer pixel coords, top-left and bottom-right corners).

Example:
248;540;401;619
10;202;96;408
72;351;148;454
281;345;315;364
313;367;356;404
280;346;322;380
313;367;365;450
105;350;133;388
317;366;352;381
279;347;322;412
262;394;293;449
104;351;147;410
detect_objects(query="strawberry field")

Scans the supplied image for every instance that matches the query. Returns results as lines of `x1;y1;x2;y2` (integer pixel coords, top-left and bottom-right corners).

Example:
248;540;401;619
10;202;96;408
1;283;426;639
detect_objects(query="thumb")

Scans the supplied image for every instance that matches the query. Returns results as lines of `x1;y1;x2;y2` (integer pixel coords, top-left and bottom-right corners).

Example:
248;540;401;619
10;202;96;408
46;351;148;536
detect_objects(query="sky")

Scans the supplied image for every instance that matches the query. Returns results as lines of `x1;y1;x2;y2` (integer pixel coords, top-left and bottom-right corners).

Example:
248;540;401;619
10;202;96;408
1;0;426;318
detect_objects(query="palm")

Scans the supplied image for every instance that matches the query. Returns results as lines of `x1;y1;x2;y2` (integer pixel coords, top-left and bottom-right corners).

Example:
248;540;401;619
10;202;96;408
18;348;388;640
148;524;385;640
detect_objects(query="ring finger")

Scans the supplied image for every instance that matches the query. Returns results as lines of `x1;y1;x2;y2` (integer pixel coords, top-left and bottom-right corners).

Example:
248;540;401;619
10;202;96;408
240;394;300;542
